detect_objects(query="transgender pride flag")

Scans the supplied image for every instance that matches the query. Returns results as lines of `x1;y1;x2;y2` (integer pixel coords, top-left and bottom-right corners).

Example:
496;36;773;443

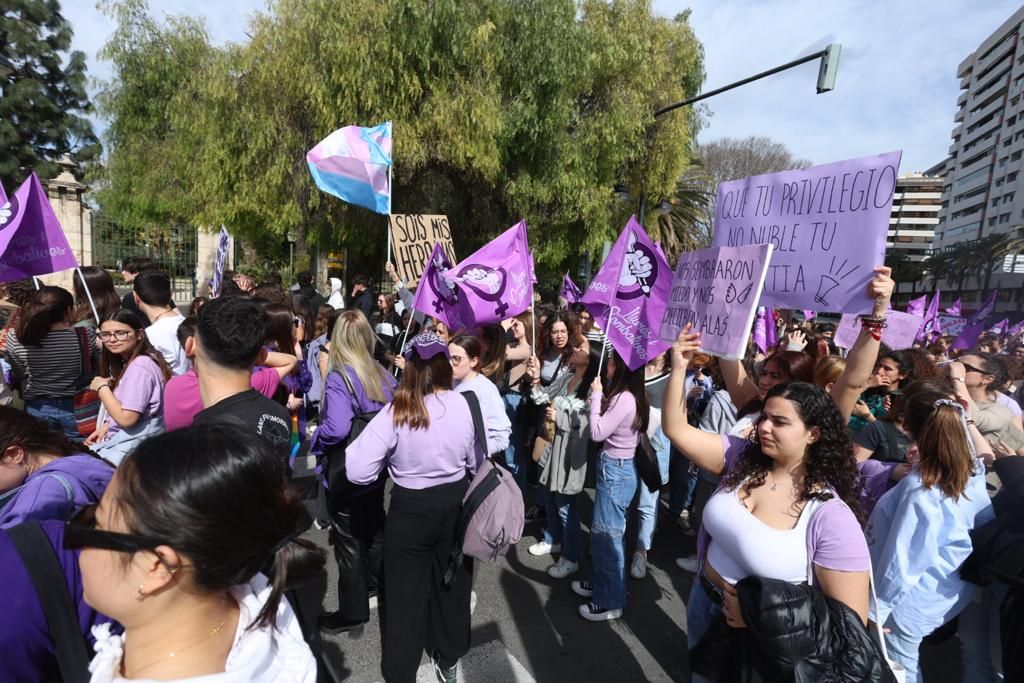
307;122;393;214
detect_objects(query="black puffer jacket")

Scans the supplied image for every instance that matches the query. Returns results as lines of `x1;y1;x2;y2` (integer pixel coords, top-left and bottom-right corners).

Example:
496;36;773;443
690;577;896;682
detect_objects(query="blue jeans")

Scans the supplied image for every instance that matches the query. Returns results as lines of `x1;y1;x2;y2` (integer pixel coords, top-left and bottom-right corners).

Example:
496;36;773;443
590;453;638;610
668;447;697;516
543;490;580;563
502;393;528;491
959;584;1007;682
636;428;671;551
26;398;81;441
687;577;722;683
883;617;923;683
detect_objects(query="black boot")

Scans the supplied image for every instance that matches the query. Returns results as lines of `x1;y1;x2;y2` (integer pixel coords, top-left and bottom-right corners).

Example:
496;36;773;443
317;610;368;634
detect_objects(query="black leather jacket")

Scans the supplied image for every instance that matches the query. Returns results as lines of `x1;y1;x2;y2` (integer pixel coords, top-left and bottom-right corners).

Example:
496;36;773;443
690;576;896;682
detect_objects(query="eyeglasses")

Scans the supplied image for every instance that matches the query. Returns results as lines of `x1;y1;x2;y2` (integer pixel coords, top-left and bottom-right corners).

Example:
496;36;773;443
63;504;164;554
292;317;303;328
962;362;992;376
450;355;465;364
97;330;135;342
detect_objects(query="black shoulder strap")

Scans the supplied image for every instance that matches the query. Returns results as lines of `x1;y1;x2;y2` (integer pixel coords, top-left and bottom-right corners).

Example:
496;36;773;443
883;421;900;462
460;390;488;458
8;521;91;683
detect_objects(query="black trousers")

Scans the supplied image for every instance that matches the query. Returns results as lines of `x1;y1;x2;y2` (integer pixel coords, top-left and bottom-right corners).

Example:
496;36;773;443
328;486;385;622
380;479;473;683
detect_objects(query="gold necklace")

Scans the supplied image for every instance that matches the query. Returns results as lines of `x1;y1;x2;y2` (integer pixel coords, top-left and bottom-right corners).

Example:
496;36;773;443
126;618;228;677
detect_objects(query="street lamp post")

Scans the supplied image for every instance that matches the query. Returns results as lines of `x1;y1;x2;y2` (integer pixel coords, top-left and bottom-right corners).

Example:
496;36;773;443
287;229;297;281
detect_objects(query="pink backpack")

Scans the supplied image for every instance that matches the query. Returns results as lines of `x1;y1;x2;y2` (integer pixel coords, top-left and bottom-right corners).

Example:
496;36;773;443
444;391;524;586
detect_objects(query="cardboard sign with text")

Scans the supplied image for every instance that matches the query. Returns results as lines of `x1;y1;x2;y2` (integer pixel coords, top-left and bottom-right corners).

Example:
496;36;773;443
659;243;774;360
389;214;456;287
711;151;902;314
938;314;967;337
833;310;923;350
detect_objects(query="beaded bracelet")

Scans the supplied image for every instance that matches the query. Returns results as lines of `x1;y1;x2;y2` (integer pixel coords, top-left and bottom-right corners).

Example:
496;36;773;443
858;315;888;341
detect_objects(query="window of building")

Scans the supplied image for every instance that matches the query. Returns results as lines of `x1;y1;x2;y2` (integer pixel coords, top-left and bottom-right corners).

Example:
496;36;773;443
989;217;999;226
1013;150;1023;161
1000;213;1012;224
1006;192;1016;203
1008;171;1018;182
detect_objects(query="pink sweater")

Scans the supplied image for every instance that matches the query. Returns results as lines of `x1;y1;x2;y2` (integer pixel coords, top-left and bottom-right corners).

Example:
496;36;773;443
589;390;638;459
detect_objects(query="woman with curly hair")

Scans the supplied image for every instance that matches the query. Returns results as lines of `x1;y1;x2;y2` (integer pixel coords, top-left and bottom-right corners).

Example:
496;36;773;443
664;324;870;682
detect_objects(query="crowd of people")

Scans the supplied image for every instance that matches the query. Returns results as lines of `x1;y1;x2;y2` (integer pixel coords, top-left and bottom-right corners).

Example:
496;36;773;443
0;258;1022;683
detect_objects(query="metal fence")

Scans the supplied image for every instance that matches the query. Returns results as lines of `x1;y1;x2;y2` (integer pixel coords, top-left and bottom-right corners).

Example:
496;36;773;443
92;215;198;302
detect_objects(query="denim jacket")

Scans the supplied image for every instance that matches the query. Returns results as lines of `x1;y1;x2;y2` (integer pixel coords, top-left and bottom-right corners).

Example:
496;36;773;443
867;457;994;637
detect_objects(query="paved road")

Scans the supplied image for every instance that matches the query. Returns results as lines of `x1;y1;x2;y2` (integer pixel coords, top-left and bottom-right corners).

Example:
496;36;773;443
294;459;961;683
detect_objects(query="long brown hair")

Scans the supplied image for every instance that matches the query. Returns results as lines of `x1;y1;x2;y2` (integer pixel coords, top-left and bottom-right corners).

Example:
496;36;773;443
539;311;580;369
391;354;453;430
900;378;974;500
475;324;506;382
73;267;121;324
601;349;649;433
15;286;73;346
0;405;84;459
99;310;172;387
263;303;296;356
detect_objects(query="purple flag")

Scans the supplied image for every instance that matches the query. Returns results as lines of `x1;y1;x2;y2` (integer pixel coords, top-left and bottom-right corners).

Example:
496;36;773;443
561;273;582;304
752;307;769;354
917;290;942;342
906;295;927;316
528;250;538;285
802;310;815;320
0;172;79;282
411;242;470;332
765;308;779;350
990;318;1009;335
444;220;533;327
951;290;998;351
945;298;961;316
711;151;902;313
211;225;230;298
1008;319;1024;337
581;216;672;370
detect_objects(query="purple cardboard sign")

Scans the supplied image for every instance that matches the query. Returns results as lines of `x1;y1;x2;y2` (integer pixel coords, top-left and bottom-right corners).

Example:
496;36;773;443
833;310;923;350
711;151;902;314
659;243;774;360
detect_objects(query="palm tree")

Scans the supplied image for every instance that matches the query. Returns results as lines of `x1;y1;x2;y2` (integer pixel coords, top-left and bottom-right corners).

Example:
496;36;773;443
648;161;715;263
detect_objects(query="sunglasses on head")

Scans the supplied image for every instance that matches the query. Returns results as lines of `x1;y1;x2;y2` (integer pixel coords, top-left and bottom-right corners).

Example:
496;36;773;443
63;504;165;554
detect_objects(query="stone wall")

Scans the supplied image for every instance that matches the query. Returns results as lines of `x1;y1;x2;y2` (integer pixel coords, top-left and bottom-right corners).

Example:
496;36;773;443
34;156;92;293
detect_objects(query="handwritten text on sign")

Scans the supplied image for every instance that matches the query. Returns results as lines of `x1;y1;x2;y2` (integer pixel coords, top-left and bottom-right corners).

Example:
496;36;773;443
711;151;902;314
659;243;774;360
389;214;456;288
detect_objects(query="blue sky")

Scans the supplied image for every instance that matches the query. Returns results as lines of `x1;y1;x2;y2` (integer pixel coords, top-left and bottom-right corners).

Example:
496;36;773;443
64;0;1022;174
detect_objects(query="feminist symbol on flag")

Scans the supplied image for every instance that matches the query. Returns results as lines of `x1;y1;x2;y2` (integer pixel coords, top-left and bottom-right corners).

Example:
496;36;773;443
617;231;657;299
456;265;510;317
0;196;19;231
426;252;460;311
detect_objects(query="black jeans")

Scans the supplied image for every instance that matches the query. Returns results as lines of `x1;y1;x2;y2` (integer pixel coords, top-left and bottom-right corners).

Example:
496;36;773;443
327;486;385;622
380;479;472;682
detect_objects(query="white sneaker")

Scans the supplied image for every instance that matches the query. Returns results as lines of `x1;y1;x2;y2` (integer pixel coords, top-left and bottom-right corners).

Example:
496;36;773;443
578;601;622;622
547;558;579;579
528;541;561;556
675;555;699;573
630;552;647;580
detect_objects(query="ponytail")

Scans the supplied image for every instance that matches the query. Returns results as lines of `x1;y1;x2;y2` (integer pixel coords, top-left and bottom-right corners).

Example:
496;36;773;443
255;535;324;630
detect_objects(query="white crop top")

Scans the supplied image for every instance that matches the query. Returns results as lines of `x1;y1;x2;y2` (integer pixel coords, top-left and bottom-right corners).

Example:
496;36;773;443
704;485;818;585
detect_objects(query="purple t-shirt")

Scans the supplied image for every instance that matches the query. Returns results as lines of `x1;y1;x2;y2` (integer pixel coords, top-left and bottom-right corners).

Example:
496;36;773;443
105;355;165;436
346;390;478;490
163;366;283;431
696;435;869;574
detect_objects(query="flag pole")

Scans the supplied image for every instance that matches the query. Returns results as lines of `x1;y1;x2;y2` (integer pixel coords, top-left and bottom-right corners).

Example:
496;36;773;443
596;304;614;378
75;267;101;324
531;301;537;352
394;312;415;377
32;277;40;290
386;159;394;268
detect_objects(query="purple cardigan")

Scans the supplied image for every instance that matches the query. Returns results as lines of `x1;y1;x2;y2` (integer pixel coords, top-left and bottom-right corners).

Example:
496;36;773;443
0;520;115;681
0;455;114;529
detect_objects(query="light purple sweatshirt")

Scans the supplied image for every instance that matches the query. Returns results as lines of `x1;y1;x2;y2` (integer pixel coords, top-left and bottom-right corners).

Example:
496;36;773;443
0;455;114;529
589;389;638;459
346;390;479;490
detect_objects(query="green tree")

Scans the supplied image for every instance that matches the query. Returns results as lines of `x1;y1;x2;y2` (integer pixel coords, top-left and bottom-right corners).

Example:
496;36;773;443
95;0;706;275
0;0;100;189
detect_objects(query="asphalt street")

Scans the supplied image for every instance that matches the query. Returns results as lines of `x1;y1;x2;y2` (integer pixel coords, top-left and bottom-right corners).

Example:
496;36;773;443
293;458;961;683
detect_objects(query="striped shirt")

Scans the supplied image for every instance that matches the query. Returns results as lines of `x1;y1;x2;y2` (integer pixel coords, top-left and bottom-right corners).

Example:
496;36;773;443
4;328;100;400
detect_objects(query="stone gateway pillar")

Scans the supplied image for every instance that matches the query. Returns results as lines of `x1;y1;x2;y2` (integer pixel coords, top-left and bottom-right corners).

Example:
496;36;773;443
37;155;92;292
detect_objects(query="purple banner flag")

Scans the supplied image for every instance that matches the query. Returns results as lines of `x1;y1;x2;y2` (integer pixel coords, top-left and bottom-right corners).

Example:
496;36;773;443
528;250;538;285
411;242;470;332
990;318;1009;335
561;273;582;304
211;225;230;298
765;308;779;350
1008;319;1024;337
906;295;927;316
951;290;999;351
917;290;942;342
802;309;815;320
0;172;79;282
659;243;774;360
581;216;672;370
945;298;961;316
752;307;769;354
443;220;533;327
711;151;902;313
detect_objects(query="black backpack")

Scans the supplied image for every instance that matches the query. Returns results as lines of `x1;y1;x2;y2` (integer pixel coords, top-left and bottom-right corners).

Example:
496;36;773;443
319;369;386;498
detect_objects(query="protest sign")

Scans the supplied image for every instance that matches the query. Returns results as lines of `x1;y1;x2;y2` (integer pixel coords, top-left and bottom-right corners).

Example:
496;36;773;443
938;315;966;337
659;243;774;360
711;151;902;314
389;214;455;287
0;172;79;282
833;310;923;350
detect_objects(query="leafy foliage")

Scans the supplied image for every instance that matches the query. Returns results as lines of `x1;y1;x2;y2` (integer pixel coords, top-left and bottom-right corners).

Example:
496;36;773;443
0;0;100;189
94;0;706;275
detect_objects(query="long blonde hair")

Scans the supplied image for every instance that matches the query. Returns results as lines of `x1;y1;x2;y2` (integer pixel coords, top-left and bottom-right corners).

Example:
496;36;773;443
328;310;390;404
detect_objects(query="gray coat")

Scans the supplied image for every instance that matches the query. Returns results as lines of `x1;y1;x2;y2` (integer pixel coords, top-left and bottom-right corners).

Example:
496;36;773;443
534;373;590;495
